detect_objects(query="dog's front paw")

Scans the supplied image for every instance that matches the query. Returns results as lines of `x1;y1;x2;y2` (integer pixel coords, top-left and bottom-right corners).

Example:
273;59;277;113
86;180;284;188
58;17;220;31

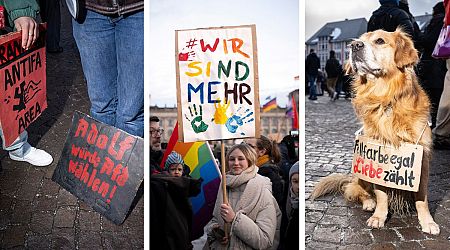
362;198;376;211
420;220;440;235
367;215;386;228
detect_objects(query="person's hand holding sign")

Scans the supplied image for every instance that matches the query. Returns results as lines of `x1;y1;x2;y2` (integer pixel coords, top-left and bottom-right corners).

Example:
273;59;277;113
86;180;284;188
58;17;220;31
14;16;38;50
185;104;209;133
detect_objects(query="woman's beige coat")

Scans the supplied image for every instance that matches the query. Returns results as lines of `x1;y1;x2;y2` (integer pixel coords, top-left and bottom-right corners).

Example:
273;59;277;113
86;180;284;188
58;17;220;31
205;165;281;250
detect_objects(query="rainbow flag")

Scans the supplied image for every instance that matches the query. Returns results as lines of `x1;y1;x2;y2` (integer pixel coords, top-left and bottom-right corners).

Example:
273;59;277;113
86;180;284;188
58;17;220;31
262;97;277;112
161;123;221;239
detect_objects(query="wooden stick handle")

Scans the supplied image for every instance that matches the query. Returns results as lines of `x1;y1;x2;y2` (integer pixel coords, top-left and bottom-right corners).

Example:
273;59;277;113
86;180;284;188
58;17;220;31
221;140;230;236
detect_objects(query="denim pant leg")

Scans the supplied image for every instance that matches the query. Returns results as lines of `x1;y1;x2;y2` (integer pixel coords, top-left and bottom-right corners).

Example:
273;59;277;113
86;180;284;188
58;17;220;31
72;11;118;128
115;11;144;137
0;128;31;157
308;74;317;98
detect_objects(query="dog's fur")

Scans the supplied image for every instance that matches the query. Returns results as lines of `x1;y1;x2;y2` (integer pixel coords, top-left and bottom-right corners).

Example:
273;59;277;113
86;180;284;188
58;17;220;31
310;29;440;235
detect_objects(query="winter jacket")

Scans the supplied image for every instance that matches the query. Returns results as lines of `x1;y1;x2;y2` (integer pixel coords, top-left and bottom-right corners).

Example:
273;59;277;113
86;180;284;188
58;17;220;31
85;0;143;16
258;162;284;209
205;165;281;250
305;52;320;76
325;57;342;78
150;175;202;250
417;13;446;89
367;3;414;39
0;0;39;29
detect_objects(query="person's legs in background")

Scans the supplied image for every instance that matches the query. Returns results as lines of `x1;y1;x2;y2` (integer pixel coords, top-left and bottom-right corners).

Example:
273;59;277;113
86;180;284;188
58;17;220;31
115;11;144;137
39;0;62;53
433;59;450;149
308;74;317;100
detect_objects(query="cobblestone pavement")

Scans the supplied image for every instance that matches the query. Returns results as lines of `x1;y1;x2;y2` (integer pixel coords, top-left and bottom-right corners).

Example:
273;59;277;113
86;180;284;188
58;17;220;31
305;95;450;249
0;5;144;249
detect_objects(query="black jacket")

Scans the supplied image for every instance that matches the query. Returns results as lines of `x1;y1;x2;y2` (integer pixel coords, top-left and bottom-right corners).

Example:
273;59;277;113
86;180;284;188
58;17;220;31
85;0;144;15
325;57;342;78
367;3;414;38
305;52;320;76
417;13;446;89
150;175;202;250
258;162;284;208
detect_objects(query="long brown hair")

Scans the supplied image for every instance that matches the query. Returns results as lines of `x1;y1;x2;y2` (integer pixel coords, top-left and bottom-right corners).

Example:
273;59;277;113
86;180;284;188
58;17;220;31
256;135;281;164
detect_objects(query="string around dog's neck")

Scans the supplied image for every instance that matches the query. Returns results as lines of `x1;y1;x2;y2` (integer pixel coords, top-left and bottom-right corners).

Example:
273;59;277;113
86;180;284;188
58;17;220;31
355;122;429;145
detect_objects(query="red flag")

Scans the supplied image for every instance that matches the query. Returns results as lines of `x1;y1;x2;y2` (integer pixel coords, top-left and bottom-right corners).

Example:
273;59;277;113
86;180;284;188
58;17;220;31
160;122;179;170
292;95;298;129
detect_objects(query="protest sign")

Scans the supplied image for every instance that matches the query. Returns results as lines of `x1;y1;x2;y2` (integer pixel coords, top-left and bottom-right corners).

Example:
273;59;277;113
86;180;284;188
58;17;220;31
176;25;260;142
0;24;47;146
352;135;423;192
52;111;144;225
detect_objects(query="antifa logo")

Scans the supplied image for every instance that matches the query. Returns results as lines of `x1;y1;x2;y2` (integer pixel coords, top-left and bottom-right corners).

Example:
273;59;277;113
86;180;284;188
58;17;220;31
11;80;43;117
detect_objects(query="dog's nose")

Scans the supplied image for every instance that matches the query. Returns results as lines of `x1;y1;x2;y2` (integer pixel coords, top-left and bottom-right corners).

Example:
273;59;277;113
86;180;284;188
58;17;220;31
351;41;364;52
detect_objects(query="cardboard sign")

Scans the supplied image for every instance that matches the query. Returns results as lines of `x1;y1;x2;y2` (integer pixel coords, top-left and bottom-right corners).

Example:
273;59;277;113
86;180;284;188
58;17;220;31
176;25;260;142
52;111;144;225
0;24;47;146
352;135;423;192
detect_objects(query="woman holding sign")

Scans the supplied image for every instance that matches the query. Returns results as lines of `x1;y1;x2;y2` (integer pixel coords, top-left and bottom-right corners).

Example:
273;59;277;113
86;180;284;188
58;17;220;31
0;0;53;167
205;144;281;250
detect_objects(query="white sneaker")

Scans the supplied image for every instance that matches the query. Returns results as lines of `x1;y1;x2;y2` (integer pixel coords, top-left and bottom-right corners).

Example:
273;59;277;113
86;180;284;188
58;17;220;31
9;147;53;167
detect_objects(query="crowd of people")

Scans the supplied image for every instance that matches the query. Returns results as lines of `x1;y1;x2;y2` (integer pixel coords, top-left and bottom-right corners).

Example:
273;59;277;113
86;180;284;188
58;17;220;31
150;116;299;249
305;0;450;149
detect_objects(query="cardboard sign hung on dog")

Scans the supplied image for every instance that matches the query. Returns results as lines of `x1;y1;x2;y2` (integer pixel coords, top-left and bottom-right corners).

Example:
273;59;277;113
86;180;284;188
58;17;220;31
175;25;260;142
352;135;423;192
52;111;144;225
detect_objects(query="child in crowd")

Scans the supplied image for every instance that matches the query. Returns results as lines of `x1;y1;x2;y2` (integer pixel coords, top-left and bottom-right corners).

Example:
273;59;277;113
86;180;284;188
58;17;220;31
164;151;185;177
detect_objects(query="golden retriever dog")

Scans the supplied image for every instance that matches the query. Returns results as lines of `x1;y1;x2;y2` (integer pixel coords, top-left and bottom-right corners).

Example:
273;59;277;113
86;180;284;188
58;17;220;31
310;28;439;235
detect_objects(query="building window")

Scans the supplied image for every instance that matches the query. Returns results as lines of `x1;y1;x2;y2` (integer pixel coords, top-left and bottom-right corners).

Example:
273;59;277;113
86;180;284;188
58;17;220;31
272;118;278;126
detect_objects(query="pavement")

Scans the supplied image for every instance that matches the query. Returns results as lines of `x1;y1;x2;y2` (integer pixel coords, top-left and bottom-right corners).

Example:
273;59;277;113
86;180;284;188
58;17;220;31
305;95;450;249
0;5;144;250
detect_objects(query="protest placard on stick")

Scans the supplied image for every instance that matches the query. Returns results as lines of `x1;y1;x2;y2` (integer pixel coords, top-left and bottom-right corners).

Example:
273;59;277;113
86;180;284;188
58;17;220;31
0;24;47;146
175;25;260;143
52;111;144;224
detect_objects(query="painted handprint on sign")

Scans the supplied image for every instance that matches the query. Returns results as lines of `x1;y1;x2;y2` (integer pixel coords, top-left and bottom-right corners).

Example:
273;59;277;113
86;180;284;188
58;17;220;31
213;100;230;125
179;47;196;61
185;104;209;133
225;107;254;136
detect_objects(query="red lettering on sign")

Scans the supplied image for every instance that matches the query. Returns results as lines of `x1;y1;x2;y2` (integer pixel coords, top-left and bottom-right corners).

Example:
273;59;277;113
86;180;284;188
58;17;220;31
75;118;88;138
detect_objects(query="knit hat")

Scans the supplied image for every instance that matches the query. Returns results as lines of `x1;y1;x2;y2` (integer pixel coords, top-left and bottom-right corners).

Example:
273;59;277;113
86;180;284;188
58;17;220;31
379;0;399;5
164;151;184;170
289;161;299;180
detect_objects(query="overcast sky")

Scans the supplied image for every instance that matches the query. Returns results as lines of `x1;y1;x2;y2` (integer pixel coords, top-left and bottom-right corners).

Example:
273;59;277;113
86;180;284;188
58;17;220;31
149;0;299;108
306;0;439;39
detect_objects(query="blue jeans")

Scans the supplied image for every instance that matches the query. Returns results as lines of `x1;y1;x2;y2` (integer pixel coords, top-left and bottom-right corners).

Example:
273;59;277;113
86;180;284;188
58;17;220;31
0;129;31;157
307;74;317;99
72;10;144;137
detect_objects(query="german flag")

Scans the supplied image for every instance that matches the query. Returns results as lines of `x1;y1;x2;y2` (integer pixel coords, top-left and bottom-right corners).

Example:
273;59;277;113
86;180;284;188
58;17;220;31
262;97;277;112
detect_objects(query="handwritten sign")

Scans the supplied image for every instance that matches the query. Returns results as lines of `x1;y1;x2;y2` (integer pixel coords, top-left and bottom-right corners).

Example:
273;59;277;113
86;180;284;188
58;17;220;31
0;24;47;146
176;25;260;142
352;135;423;192
52;111;144;225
